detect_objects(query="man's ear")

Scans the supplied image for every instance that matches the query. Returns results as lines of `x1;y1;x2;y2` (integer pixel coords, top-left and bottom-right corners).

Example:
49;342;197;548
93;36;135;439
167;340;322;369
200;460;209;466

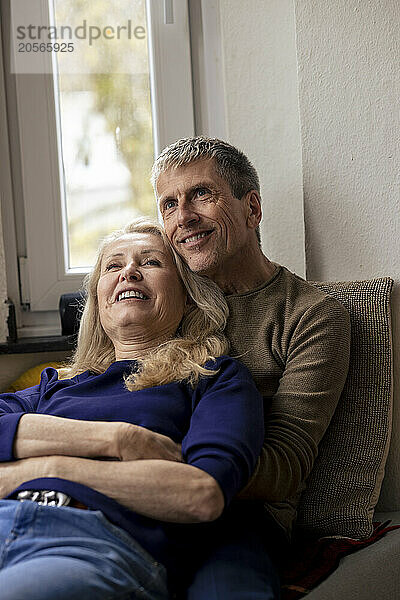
244;191;262;229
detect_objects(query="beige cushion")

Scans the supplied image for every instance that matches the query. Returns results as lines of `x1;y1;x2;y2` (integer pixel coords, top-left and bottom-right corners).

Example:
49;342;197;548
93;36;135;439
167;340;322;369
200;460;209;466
307;512;400;599
296;278;394;539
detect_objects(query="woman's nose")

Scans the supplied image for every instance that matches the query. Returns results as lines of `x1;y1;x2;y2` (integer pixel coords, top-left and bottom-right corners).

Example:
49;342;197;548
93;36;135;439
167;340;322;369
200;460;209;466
120;265;143;281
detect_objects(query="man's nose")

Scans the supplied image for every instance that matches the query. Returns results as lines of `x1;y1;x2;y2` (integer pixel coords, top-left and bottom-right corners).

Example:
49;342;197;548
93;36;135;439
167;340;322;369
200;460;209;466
177;201;200;228
120;264;143;281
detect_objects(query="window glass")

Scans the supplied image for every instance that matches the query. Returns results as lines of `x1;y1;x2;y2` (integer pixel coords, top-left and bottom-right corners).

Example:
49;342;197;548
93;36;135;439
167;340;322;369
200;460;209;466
5;0;194;320
52;0;155;271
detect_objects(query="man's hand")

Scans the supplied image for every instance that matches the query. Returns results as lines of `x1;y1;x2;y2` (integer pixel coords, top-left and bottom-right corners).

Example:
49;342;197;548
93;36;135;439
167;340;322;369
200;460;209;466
116;423;182;462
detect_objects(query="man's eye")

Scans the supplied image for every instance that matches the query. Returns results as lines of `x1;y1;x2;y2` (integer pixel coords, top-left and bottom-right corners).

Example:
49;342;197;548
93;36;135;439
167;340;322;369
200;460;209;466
195;188;210;199
164;200;177;211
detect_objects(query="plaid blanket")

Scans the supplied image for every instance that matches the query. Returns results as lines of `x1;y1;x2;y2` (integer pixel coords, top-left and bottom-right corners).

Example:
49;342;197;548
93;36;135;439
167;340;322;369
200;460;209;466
281;522;400;599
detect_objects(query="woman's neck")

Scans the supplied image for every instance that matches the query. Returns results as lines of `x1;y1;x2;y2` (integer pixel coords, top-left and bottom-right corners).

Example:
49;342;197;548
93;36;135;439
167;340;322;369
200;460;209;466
112;329;173;361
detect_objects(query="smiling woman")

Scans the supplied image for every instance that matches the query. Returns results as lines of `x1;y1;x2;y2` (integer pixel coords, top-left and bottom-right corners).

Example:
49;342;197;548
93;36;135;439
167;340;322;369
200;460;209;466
0;217;264;599
65;218;230;389
97;232;187;361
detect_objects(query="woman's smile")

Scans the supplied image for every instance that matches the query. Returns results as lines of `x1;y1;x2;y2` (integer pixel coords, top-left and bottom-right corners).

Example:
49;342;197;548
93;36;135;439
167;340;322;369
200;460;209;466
97;232;186;355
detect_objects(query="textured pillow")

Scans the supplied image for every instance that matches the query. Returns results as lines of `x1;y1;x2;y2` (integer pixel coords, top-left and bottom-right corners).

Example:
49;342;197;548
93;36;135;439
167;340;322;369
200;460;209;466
5;362;62;393
296;278;394;539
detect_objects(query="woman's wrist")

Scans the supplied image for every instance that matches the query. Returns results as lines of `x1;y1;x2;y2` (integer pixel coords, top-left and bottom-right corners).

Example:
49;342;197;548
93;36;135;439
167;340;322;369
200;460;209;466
14;415;126;461
112;422;136;460
87;421;125;460
9;455;60;488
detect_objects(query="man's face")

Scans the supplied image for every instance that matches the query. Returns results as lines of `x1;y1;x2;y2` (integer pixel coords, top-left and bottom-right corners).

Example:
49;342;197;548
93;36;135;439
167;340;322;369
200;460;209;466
156;159;251;277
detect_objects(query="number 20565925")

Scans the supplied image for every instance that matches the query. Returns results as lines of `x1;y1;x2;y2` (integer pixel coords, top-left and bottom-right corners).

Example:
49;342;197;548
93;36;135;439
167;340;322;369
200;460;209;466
18;42;74;52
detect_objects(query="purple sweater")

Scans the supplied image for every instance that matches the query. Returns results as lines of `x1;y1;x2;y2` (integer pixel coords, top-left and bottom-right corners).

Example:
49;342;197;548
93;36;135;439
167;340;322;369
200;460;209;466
0;356;264;579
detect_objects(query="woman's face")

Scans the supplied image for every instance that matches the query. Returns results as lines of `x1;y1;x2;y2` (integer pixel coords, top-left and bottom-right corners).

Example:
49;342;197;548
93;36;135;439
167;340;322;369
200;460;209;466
97;232;187;345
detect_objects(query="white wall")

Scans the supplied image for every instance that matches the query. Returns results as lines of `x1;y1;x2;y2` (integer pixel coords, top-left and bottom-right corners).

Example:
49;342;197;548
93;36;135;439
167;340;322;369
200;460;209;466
219;0;306;277
0;1;399;510
295;0;399;282
0;207;7;344
294;0;400;510
0;23;10;344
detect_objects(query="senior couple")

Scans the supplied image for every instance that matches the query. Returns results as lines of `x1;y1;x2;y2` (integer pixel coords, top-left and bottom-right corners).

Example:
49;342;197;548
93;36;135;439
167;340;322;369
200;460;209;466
0;138;350;599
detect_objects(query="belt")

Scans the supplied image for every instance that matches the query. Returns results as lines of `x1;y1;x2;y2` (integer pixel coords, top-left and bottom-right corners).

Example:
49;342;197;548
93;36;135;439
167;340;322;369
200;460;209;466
15;490;88;510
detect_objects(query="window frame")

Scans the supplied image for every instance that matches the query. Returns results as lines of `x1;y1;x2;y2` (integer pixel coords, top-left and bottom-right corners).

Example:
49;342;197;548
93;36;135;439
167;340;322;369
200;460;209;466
1;0;199;337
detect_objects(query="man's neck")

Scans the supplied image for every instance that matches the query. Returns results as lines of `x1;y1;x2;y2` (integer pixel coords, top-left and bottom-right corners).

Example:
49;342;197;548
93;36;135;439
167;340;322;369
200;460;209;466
210;251;277;295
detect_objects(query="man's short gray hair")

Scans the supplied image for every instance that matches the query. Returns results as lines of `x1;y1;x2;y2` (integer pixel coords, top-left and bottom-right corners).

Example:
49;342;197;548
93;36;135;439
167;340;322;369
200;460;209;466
151;136;260;199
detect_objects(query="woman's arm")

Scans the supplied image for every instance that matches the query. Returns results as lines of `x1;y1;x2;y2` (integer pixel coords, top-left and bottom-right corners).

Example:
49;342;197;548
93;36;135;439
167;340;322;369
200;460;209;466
0;455;224;523
3;357;263;524
14;415;182;462
1;367;181;464
14;414;120;459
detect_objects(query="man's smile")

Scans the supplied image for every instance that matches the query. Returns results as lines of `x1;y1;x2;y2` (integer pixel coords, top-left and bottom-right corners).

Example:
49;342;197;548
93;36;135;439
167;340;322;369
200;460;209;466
178;229;214;247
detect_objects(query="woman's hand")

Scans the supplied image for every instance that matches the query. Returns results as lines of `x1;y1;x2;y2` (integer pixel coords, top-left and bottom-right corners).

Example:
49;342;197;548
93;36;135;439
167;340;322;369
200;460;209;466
0;457;55;498
116;423;182;462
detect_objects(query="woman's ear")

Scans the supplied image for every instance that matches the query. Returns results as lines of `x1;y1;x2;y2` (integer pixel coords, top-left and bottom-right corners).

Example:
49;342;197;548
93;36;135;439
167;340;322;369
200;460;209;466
181;296;196;328
184;293;194;311
177;296;194;335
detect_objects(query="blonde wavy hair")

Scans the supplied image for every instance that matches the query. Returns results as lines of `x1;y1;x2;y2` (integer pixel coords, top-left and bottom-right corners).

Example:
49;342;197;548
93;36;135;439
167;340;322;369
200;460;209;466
62;218;229;391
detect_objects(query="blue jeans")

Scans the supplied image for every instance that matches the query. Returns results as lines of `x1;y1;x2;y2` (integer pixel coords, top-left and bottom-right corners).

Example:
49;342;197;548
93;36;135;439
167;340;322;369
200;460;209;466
0;500;169;600
184;505;284;600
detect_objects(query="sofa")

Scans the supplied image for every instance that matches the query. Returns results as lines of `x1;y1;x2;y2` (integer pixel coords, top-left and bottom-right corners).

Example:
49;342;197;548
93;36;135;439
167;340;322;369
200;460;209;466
7;278;400;598
286;277;399;598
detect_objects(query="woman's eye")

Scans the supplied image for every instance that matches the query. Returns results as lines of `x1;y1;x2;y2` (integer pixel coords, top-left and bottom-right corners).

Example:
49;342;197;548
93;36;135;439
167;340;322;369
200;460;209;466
105;263;120;271
143;259;161;266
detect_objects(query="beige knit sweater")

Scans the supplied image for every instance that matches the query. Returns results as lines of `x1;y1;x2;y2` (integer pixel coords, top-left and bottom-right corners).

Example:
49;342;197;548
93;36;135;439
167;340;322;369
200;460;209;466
225;265;351;536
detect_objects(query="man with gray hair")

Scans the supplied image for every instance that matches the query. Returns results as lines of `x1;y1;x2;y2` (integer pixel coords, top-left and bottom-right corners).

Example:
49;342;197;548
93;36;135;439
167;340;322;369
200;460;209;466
152;137;351;599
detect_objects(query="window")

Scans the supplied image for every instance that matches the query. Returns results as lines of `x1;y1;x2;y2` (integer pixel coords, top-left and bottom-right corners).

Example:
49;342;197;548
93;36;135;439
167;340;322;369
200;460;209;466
1;0;198;337
54;0;156;272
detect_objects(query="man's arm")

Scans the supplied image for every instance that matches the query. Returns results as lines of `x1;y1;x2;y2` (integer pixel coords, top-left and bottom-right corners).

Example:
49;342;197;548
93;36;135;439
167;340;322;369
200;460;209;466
238;296;351;502
0;455;224;523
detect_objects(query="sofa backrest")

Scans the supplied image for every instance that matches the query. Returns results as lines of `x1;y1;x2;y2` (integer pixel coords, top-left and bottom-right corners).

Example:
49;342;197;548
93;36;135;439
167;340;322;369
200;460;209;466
296;277;393;539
